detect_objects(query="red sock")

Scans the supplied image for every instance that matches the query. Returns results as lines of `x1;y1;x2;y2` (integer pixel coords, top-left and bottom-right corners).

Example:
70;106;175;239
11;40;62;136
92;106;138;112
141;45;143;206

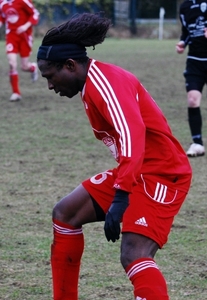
9;72;21;94
51;219;84;300
125;258;169;300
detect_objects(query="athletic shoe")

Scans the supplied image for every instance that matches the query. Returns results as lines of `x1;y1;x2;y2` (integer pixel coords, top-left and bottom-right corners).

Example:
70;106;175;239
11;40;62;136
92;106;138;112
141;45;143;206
31;63;38;82
9;93;21;101
186;143;205;157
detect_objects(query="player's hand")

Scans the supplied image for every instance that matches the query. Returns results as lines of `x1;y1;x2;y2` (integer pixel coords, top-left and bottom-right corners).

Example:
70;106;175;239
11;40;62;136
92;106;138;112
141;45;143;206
16;25;27;34
204;28;207;39
176;41;185;54
16;22;31;34
104;189;129;242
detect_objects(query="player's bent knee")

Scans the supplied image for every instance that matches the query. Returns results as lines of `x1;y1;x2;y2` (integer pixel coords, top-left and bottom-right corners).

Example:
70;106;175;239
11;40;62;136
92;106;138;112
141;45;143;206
52;202;65;221
188;98;199;107
187;90;201;107
51;187;96;227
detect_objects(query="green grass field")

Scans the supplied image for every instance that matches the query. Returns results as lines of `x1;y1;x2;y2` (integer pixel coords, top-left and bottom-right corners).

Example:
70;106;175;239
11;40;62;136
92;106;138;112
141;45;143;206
0;37;207;300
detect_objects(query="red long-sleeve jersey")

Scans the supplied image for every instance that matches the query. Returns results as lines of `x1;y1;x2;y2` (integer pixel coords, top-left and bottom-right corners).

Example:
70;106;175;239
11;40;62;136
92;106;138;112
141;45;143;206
81;59;192;193
0;0;39;35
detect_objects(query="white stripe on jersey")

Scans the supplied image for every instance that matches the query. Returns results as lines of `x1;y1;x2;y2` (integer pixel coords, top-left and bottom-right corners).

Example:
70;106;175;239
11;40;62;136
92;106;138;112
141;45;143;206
88;60;132;157
23;0;40;20
187;55;207;61
53;223;83;235
127;260;159;279
23;0;34;9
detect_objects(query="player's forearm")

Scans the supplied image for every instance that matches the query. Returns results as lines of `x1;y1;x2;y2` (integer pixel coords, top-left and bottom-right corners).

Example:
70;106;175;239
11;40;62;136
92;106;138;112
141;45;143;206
180;27;189;45
23;21;32;30
204;28;207;38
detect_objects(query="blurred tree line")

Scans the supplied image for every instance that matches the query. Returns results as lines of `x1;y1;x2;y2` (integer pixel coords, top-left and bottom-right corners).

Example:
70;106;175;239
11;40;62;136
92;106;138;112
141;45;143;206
32;0;182;25
33;0;114;24
0;0;183;39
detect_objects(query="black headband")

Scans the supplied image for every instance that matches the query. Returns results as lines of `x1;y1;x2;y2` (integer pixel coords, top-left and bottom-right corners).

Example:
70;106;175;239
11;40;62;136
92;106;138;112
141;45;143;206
37;43;87;61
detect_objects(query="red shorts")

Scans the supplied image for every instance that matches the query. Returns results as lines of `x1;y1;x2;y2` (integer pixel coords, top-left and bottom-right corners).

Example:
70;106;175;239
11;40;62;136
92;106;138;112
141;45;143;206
5;32;33;57
82;168;191;248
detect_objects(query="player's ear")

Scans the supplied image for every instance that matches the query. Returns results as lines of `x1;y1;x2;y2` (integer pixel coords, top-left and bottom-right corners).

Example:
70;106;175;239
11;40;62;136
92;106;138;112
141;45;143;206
65;59;76;71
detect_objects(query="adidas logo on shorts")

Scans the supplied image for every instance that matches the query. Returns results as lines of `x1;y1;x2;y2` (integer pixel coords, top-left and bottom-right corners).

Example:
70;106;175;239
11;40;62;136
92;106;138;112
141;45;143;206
135;217;148;227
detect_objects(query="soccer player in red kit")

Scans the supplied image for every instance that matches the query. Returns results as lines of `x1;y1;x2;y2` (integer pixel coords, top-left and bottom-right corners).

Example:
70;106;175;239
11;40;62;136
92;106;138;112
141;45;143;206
0;0;39;101
37;13;192;300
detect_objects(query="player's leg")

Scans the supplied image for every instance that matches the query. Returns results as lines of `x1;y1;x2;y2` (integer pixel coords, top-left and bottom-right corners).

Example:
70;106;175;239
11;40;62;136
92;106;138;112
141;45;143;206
186;90;205;156
121;233;169;300
7;52;21;101
52;169;117;300
121;174;191;300
51;184;100;300
20;34;38;82
5;34;22;101
20;56;38;81
184;59;205;156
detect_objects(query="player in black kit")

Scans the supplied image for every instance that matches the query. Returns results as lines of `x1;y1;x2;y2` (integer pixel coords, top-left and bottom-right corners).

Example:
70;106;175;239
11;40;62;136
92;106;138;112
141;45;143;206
176;0;207;157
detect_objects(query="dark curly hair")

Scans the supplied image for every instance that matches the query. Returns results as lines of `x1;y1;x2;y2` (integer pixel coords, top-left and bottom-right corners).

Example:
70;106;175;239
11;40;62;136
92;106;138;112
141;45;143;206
41;12;112;48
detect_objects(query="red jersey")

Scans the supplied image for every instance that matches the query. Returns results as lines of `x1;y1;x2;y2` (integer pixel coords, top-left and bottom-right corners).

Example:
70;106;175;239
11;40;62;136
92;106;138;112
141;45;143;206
0;0;39;35
81;59;192;193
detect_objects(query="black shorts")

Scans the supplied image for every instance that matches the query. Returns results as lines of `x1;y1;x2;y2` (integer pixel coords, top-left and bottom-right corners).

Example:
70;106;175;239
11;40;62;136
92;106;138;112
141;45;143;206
183;59;207;92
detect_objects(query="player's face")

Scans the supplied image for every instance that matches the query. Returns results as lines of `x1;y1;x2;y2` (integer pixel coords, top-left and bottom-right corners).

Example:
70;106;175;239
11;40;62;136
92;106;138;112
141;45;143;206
38;59;83;98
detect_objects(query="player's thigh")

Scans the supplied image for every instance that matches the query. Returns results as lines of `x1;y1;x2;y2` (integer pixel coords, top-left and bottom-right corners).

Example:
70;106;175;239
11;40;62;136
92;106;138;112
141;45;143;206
7;53;18;69
121;232;159;268
55;168;118;227
82;168;117;214
20;57;30;70
184;59;205;94
122;174;188;249
6;33;18;54
19;34;32;59
53;184;97;227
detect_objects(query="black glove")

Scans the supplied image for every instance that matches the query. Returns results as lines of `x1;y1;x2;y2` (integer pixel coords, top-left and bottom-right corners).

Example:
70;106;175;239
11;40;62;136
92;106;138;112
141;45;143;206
104;189;129;242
